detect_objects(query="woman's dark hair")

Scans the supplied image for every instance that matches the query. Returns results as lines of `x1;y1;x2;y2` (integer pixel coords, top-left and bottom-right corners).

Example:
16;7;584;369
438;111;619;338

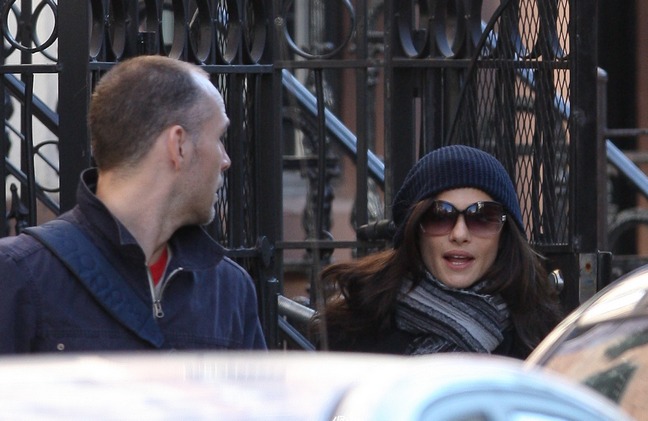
316;197;562;352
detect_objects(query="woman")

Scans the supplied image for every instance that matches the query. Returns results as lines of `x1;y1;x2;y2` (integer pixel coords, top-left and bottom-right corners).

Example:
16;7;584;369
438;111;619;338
315;145;563;358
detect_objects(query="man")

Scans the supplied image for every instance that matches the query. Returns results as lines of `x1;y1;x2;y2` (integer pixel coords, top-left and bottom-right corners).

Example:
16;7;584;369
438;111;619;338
0;56;267;352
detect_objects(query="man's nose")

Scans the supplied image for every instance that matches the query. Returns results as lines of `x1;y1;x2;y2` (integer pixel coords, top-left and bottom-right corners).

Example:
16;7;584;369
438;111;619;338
221;149;231;171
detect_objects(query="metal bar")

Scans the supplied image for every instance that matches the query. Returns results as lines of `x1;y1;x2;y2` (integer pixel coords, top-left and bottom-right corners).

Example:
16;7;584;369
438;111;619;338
276;59;383;69
253;0;283;344
277;295;315;322
568;0;601;308
255;64;284;326
606;140;648;199
199;64;274;74
310;68;327;322
355;0;369;242
277;317;316;351
0;73;7;234
263;278;280;349
58;0;91;211
605;128;648;137
597;68;610;251
391;58;571;70
276;239;381;249
20;73;36;226
0;64;59;73
226;72;245;247
313;69;327;243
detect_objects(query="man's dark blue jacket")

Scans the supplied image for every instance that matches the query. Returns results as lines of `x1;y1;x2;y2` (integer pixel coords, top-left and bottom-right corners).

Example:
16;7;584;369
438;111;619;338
0;169;267;353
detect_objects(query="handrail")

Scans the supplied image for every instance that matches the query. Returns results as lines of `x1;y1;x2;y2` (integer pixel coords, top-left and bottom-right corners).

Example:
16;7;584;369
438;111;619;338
277;295;316;351
606;140;648;199
278;294;315;322
282;69;385;185
3;73;59;135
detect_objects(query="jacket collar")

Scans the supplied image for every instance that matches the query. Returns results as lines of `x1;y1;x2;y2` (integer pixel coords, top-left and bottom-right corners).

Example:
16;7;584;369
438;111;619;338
75;168;226;271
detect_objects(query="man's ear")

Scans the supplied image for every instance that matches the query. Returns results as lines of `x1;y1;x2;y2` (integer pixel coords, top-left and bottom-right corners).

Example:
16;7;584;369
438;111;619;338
167;125;188;170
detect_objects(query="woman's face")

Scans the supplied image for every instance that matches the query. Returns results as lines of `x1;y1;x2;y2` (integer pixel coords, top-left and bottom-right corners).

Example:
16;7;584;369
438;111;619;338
418;188;502;289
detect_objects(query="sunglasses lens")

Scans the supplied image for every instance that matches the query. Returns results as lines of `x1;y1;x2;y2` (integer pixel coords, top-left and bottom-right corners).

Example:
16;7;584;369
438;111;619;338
420;201;506;237
464;202;506;236
420;202;457;236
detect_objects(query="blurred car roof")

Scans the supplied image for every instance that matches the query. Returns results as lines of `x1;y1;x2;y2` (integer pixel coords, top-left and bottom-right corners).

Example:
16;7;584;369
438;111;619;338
527;263;648;420
0;351;631;421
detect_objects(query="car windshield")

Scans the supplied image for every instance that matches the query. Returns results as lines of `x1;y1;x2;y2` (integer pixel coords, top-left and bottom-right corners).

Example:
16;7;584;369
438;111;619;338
541;317;648;421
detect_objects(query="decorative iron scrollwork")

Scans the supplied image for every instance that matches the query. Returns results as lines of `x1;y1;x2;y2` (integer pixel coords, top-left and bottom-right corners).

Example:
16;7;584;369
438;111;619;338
87;0;269;64
279;0;356;59
1;0;57;56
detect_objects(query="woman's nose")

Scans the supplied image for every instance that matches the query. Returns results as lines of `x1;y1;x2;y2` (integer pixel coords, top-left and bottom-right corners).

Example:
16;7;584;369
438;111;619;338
448;214;471;242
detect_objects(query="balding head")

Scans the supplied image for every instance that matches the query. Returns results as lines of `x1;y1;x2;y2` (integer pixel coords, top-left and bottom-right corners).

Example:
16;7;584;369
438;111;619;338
89;56;224;172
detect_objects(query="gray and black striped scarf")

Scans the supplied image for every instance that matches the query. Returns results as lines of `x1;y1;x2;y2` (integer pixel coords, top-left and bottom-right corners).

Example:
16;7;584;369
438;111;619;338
394;272;510;355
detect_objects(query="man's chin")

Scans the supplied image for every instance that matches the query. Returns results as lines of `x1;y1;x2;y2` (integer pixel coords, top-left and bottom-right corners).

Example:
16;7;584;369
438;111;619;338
200;212;216;227
187;208;216;228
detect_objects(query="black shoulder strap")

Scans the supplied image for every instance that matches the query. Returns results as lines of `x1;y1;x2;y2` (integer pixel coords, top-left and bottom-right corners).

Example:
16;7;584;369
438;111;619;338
24;219;165;348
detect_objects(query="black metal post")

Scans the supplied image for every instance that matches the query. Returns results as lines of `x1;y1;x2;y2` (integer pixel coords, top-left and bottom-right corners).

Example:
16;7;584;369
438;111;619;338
58;1;91;211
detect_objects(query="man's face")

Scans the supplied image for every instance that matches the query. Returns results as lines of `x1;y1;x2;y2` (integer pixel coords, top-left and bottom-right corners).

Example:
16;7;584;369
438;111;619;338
184;88;231;226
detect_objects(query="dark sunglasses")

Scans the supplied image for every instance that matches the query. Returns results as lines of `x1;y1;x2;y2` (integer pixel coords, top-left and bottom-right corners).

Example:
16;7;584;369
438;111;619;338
419;200;507;237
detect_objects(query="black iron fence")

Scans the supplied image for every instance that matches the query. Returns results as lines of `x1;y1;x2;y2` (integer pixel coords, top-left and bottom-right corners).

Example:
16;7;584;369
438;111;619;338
1;0;611;349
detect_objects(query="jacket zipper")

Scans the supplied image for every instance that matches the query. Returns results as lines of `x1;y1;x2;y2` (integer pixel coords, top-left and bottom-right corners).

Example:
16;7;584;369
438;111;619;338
148;267;183;319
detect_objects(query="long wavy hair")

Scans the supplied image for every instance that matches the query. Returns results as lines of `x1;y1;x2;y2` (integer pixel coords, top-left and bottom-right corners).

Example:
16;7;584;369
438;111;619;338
316;197;563;352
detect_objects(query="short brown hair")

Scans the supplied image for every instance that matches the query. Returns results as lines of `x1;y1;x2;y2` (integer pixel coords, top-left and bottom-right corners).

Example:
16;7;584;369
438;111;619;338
88;55;214;171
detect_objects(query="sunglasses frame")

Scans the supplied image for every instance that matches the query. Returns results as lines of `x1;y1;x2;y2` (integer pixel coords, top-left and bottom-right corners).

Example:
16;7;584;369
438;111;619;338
419;200;507;238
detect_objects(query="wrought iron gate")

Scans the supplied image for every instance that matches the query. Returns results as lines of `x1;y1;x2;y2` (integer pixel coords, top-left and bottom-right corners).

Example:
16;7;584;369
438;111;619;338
1;0;603;349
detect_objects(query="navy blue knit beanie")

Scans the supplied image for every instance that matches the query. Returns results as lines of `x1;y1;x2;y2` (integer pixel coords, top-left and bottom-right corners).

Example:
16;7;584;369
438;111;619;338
392;145;524;246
